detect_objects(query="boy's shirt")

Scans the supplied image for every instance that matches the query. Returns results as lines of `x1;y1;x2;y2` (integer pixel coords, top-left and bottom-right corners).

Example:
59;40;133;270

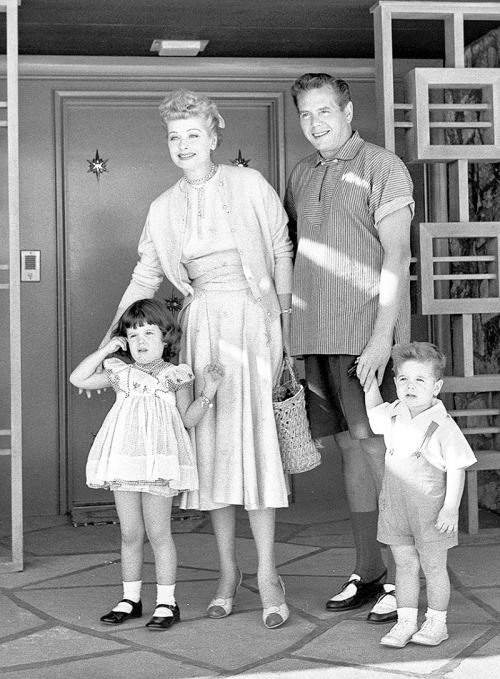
368;398;477;472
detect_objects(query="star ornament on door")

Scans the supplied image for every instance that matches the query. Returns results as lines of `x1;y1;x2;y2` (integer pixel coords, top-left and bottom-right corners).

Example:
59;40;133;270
87;149;109;181
230;149;250;167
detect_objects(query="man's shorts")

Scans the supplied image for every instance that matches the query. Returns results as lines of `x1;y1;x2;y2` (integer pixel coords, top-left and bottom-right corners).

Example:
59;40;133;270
304;354;397;441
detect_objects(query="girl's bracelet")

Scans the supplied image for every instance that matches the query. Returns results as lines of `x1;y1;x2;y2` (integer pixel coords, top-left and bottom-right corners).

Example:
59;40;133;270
199;392;214;409
280;308;292;315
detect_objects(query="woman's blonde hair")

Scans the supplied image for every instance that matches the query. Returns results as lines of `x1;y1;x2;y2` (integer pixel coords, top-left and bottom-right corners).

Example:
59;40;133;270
159;89;224;148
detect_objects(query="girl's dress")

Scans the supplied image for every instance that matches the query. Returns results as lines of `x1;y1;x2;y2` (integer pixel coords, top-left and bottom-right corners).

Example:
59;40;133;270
178;170;289;511
86;357;198;497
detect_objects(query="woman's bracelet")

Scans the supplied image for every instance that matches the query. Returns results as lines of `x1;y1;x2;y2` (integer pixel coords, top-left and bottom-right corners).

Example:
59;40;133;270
199;392;214;409
280;308;292;315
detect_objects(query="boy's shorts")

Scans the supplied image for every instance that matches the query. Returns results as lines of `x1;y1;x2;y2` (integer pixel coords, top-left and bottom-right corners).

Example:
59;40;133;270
377;455;458;551
378;509;458;552
304;354;396;441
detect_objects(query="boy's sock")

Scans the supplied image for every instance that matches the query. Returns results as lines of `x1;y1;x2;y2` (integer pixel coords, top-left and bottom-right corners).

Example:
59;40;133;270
153;583;176;617
426;607;447;623
397;606;418;624
113;580;142;613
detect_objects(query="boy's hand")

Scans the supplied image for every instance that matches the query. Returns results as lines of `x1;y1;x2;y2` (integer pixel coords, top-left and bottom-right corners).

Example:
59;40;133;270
435;506;459;533
202;363;225;398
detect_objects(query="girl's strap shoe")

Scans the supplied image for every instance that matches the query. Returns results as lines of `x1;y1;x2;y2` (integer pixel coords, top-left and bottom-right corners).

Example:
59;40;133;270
100;599;142;624
145;603;180;630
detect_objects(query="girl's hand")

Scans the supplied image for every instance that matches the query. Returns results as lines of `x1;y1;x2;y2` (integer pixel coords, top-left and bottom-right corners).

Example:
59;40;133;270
103;336;127;355
202;363;225;398
77;337;126;398
435;506;459;533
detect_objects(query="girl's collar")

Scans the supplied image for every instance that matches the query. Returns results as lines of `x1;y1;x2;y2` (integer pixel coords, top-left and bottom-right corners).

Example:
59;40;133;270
134;358;165;374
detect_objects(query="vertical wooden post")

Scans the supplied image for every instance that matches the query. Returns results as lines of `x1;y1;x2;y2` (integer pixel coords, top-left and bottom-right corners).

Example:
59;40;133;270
1;0;23;572
372;3;395;151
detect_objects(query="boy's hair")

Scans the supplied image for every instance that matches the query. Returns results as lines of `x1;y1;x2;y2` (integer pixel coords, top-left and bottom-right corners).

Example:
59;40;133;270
391;341;447;380
112;299;182;361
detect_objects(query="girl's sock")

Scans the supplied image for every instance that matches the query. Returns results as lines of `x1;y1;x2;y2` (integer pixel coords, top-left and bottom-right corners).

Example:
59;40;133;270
153;583;176;617
113;580;142;613
397;606;418;625
426;607;447;623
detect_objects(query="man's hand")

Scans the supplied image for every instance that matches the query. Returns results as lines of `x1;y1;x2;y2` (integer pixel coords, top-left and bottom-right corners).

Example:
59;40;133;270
356;338;391;392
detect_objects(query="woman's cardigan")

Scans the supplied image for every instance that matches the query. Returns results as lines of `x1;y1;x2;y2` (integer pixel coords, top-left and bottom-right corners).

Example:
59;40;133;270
117;164;293;321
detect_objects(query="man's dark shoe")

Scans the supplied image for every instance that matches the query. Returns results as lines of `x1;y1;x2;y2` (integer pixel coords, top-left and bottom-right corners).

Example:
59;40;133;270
367;586;397;623
326;570;387;611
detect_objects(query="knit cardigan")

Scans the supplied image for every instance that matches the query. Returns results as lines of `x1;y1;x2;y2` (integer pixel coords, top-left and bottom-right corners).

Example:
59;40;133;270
118;164;293;320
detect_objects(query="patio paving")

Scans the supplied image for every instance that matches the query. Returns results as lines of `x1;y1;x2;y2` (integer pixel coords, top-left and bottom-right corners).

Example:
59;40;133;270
1;501;500;678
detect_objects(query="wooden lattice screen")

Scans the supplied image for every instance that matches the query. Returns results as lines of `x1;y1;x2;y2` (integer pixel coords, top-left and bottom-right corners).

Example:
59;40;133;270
371;1;500;533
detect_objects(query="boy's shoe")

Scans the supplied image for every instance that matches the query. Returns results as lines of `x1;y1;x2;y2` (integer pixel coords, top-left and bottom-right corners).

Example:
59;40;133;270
411;618;449;646
380;619;418;648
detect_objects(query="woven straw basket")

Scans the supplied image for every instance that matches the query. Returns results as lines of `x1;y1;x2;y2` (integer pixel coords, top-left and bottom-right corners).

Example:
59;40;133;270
272;357;321;474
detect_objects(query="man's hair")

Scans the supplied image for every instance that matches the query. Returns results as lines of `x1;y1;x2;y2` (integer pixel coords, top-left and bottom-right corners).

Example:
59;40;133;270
391;341;447;380
290;73;351;111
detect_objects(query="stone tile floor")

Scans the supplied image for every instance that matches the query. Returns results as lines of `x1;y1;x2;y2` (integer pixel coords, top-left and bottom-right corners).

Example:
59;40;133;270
1;501;500;678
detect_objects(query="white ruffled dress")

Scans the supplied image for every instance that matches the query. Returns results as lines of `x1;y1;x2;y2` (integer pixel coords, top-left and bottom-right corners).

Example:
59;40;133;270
85;358;198;497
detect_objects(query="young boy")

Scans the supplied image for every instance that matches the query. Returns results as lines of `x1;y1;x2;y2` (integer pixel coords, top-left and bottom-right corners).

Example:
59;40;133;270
363;342;476;648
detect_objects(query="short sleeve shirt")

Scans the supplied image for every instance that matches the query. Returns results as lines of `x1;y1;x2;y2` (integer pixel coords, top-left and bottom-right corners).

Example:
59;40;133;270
368;399;477;472
285;131;414;356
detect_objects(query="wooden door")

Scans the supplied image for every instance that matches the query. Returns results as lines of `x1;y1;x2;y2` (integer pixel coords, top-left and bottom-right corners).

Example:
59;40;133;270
58;91;284;509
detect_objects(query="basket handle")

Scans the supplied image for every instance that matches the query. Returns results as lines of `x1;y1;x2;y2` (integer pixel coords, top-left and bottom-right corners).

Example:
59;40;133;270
276;354;300;389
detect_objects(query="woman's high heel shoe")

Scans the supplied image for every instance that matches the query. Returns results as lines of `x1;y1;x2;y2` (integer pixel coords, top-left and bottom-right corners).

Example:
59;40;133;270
262;576;290;629
207;570;243;619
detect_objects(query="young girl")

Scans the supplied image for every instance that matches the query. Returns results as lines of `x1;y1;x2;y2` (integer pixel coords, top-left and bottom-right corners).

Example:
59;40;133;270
364;342;476;648
70;299;223;630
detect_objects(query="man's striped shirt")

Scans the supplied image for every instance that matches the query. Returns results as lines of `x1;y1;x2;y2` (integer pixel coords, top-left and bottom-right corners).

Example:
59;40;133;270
285;131;414;356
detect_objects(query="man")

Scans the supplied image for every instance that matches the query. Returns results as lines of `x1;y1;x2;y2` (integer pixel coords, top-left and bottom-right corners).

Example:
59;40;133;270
285;73;414;624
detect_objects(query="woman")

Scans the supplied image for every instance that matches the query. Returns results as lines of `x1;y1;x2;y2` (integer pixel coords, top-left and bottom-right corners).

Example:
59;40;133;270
102;90;293;628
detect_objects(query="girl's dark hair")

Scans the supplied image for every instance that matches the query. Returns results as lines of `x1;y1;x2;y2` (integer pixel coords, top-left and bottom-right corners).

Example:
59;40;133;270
112;299;182;361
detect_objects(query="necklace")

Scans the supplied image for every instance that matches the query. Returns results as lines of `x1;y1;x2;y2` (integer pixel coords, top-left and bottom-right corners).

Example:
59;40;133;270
184;163;217;186
185;164;217;220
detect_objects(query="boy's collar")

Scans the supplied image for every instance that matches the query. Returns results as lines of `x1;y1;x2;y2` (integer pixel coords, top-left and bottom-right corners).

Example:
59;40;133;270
393;398;448;424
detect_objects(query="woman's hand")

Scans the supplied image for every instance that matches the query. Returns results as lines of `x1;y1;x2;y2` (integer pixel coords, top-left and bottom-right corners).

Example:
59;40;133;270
202;363;225;398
